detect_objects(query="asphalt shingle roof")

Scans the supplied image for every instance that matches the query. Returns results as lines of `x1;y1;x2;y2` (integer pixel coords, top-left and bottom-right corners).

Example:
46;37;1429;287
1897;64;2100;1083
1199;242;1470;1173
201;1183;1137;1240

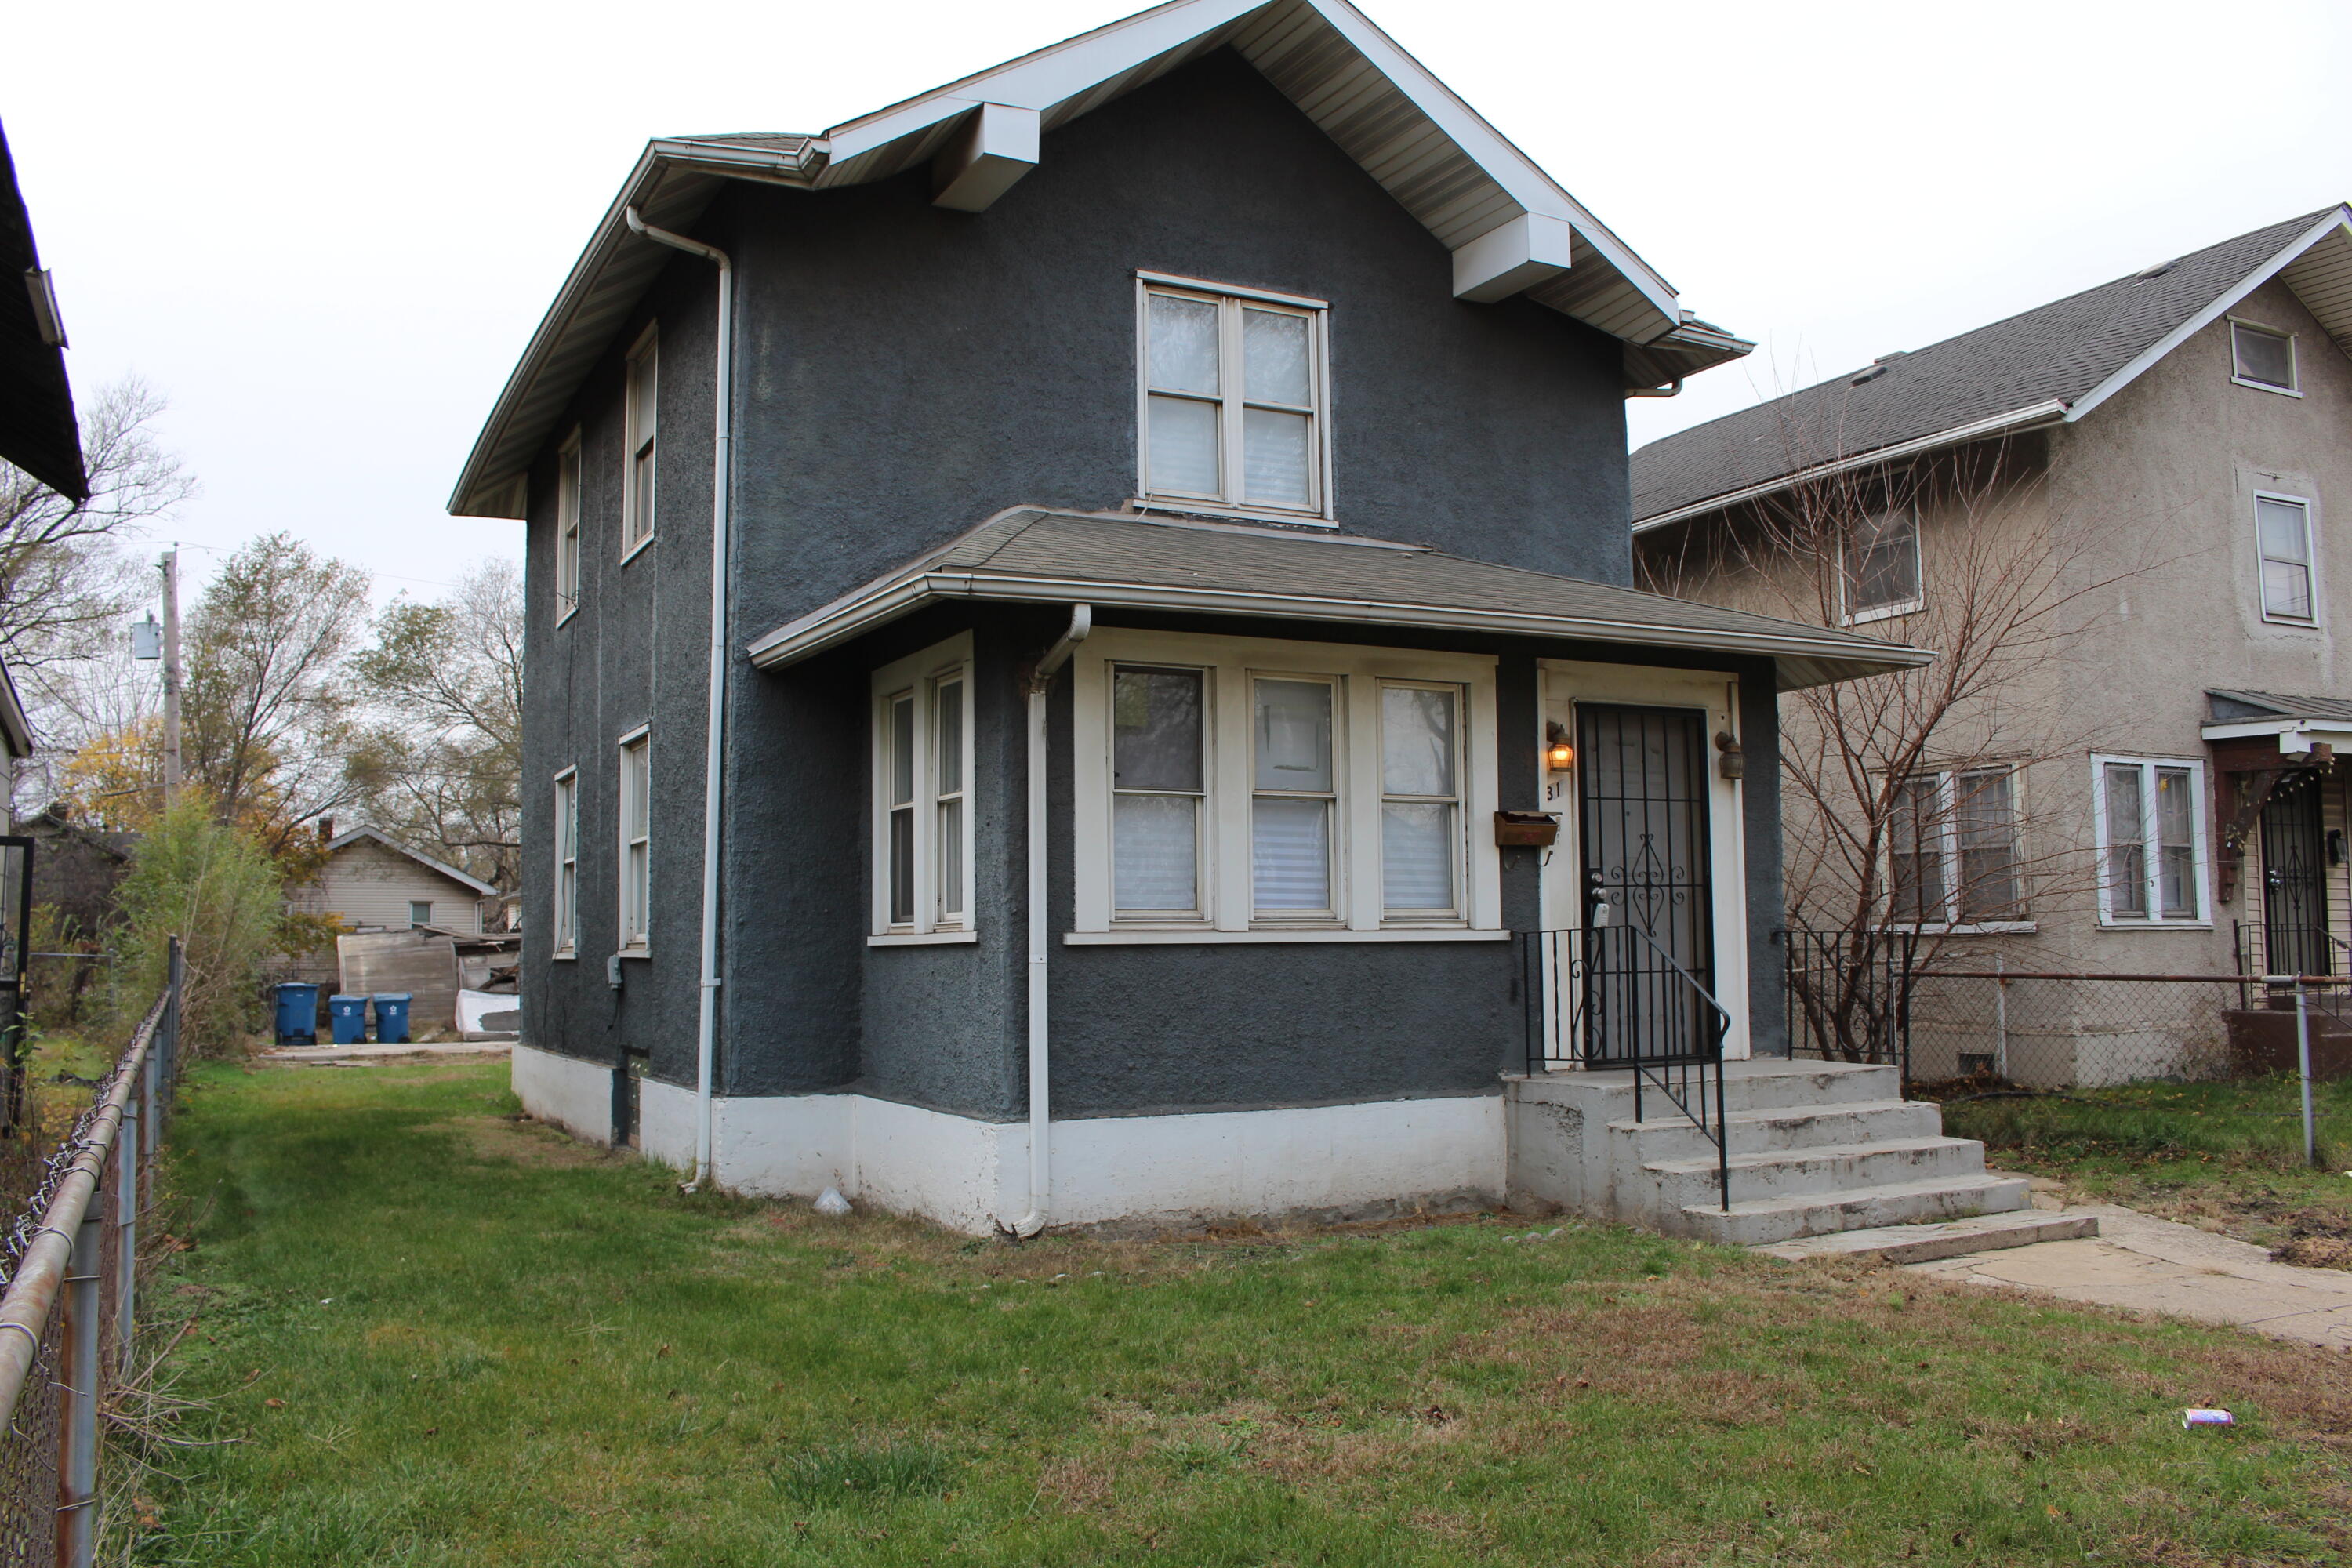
748;509;1927;689
2208;689;2352;727
1632;210;2334;524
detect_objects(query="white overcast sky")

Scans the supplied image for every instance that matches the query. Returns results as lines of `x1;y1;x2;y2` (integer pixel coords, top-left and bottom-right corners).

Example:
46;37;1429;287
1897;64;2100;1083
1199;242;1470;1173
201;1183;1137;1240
10;0;2350;605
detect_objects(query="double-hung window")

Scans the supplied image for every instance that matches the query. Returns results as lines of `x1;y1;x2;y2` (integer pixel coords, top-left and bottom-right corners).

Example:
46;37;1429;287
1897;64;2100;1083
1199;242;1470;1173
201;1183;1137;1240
2231;320;2298;394
1077;630;1497;937
555;430;583;622
1138;277;1330;521
2096;757;2207;924
1889;767;2024;927
1842;506;1922;622
618;729;651;952
872;634;976;939
621;325;659;557
553;768;579;957
2256;494;2317;623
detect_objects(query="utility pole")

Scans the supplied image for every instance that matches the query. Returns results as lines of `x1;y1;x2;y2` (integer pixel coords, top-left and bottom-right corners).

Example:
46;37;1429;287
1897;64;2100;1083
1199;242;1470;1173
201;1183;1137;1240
160;549;183;806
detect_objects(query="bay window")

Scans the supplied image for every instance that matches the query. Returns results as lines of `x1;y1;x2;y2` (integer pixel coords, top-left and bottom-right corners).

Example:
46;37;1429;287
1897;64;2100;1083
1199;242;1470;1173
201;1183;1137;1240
872;634;977;940
2095;756;2207;925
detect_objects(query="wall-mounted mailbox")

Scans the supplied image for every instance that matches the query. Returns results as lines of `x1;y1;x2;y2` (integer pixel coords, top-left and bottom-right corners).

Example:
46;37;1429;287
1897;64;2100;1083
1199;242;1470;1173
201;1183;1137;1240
1494;810;1561;848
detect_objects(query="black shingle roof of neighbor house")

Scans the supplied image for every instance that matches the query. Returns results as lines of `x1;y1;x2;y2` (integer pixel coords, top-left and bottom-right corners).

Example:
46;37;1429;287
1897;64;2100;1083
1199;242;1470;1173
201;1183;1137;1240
0;119;86;502
2206;689;2352;728
1632;209;2343;528
745;508;1930;690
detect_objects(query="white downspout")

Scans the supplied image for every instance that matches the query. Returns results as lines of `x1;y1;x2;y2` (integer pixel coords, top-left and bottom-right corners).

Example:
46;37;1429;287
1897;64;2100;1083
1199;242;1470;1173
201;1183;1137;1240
1007;604;1091;1236
625;205;731;1193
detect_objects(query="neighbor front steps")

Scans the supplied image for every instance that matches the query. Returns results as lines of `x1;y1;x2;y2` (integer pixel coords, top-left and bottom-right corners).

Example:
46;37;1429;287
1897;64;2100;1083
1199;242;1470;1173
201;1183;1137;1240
1504;1058;2031;1247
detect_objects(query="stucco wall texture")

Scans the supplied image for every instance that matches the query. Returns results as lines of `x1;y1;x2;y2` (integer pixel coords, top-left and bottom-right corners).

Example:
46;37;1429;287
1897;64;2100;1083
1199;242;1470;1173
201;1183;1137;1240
517;45;1786;1131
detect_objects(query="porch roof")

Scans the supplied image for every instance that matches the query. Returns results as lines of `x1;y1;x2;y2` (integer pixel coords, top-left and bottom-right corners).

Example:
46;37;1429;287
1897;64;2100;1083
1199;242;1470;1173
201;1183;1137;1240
2203;688;2352;757
744;508;1931;691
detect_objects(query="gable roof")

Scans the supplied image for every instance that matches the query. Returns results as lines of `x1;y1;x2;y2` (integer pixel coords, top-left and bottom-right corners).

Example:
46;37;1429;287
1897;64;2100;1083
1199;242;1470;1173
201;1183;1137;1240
746;507;1929;691
323;827;499;897
450;0;1751;519
0;119;86;503
1632;205;2352;530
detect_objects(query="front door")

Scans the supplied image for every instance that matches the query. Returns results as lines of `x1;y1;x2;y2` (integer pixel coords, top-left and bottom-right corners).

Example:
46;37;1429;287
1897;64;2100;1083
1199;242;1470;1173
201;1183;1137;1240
2261;772;2331;977
1577;703;1715;1062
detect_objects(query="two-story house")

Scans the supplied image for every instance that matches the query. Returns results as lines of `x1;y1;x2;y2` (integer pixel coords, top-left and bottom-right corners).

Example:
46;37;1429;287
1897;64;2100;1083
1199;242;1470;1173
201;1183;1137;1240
1634;207;2352;1086
452;0;2025;1242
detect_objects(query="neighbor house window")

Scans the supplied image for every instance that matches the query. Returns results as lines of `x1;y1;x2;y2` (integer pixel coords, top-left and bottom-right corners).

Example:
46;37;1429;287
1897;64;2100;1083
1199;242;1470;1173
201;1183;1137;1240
553;768;579;956
1073;630;1499;935
2256;494;2316;622
2231;320;2297;394
621;325;659;556
2096;757;2206;925
555;430;582;621
871;634;975;938
1138;276;1329;520
1889;767;2024;927
1842;506;1922;622
618;728;651;950
409;900;433;928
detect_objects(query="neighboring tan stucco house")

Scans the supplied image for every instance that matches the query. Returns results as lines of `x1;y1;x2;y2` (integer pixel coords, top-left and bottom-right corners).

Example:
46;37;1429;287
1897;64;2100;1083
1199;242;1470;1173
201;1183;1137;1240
1633;206;2352;1083
447;0;2042;1244
292;828;495;935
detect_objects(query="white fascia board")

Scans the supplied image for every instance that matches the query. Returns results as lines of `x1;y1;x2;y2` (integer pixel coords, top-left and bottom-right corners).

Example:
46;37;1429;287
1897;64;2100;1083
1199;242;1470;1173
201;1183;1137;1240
1453;214;1574;303
931;103;1043;212
745;569;1933;675
2200;718;2352;753
0;659;31;759
2065;209;2352;426
1631;400;2071;535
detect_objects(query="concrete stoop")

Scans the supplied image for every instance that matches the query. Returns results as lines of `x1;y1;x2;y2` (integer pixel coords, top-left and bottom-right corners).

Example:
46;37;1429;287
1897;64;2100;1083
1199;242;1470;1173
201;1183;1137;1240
1505;1058;2031;1247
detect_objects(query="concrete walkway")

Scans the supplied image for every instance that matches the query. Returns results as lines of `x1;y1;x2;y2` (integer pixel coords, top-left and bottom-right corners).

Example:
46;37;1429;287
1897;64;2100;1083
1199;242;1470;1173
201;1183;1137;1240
1903;1201;2352;1349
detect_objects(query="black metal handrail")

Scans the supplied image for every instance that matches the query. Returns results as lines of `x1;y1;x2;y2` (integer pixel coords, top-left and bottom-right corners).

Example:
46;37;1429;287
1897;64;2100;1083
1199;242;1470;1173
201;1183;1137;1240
1521;923;1733;1212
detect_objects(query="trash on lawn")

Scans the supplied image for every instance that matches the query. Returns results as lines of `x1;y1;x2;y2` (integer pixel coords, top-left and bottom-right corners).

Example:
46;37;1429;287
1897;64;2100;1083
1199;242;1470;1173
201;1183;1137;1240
813;1187;852;1217
2182;1408;2234;1428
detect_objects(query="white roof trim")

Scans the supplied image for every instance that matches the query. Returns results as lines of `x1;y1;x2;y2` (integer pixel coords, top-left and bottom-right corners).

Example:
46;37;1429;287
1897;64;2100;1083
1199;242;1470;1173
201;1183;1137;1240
2065;207;2352;425
0;658;30;760
325;827;500;897
2201;717;2352;755
1632;400;2070;534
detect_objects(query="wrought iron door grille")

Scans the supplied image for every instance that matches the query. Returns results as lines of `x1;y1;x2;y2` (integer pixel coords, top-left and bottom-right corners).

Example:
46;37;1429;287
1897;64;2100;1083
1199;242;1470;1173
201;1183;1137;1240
2260;775;2332;979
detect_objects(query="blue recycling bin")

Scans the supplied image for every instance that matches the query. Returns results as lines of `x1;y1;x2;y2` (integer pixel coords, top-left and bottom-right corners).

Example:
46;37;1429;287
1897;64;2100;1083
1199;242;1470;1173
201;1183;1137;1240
272;982;320;1044
328;994;369;1045
372;993;413;1045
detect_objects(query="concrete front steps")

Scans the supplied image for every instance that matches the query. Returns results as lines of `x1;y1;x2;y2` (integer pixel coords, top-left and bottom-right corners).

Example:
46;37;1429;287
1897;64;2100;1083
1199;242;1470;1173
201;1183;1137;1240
1505;1058;2031;1247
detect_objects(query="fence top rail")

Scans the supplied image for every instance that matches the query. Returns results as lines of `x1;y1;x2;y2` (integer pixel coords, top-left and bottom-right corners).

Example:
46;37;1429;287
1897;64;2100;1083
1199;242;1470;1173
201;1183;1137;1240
1928;970;2341;985
0;986;169;1425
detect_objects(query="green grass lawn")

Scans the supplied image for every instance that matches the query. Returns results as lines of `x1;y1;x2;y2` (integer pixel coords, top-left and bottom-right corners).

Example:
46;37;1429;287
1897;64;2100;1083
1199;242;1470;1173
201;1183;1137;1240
1938;1075;2352;1268
126;1060;2352;1566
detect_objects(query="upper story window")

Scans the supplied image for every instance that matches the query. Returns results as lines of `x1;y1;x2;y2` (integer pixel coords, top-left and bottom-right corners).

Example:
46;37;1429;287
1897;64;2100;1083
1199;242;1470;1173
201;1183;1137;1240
871;634;976;941
555;430;583;622
1842;506;1922;623
618;728;651;952
1138;276;1330;522
1889;766;2024;930
2095;756;2207;926
2255;493;2316;624
622;325;659;557
2230;320;2298;395
553;768;579;957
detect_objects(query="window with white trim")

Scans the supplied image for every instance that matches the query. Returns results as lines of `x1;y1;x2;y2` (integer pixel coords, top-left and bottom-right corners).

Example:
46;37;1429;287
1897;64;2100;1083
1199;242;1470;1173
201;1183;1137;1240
2231;320;2297;394
2095;756;2208;925
1842;506;1922;622
1889;766;2024;927
553;768;579;956
409;900;433;928
1076;630;1499;935
621;325;659;555
555;430;583;620
2256;493;2316;622
1138;278;1328;519
618;729;651;951
871;635;975;937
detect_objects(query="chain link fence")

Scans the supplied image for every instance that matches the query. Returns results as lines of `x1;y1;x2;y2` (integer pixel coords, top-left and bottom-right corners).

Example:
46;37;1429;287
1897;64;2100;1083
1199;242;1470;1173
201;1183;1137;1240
0;940;181;1567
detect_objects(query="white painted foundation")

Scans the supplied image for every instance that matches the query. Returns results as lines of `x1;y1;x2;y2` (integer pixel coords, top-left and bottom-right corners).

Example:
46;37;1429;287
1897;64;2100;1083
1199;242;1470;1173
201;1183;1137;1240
510;1044;1502;1233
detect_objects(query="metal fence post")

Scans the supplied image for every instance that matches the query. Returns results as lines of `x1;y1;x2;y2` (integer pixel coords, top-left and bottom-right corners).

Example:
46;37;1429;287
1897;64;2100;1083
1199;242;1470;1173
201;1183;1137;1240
56;1207;102;1568
115;1095;138;1370
2296;976;2318;1169
1994;955;2009;1080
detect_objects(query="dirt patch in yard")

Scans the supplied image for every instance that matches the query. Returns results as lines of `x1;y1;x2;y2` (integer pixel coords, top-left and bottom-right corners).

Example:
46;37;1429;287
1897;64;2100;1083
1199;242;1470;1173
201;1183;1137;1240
441;1113;617;1169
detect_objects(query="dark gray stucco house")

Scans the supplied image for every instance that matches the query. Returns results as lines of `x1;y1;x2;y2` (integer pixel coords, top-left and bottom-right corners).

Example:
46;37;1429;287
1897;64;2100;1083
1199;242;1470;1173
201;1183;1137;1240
451;0;1980;1239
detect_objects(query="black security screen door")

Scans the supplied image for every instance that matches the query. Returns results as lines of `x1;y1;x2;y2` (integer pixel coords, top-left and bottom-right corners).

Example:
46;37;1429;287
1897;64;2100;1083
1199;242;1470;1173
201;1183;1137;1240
2261;774;2331;977
1577;705;1715;1062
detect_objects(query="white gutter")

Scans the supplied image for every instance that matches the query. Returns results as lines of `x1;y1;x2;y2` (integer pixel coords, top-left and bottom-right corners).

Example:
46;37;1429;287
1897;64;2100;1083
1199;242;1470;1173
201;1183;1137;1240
624;206;733;1194
1631;399;2071;535
1007;604;1091;1237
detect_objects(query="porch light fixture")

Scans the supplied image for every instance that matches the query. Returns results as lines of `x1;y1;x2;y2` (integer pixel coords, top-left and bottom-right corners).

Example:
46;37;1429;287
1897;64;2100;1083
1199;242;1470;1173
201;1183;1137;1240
1715;729;1744;780
1544;722;1574;774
